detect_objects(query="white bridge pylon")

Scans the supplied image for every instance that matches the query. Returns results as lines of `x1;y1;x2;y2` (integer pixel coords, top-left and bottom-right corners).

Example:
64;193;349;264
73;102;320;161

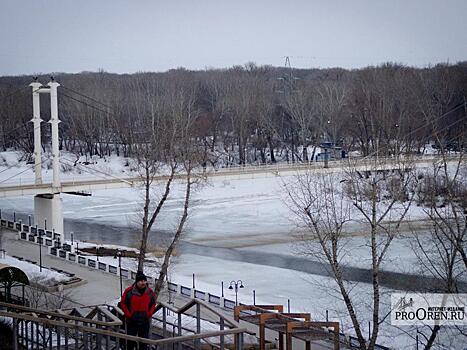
29;80;63;235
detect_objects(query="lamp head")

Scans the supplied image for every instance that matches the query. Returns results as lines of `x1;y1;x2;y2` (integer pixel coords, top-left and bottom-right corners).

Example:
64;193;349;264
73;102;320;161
228;285;233;290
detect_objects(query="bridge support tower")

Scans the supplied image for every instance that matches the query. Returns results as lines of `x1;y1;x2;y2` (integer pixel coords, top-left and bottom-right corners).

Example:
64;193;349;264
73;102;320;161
30;80;64;236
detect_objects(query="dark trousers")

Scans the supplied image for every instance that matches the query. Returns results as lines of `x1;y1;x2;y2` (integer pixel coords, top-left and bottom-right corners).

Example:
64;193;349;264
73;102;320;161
126;321;150;350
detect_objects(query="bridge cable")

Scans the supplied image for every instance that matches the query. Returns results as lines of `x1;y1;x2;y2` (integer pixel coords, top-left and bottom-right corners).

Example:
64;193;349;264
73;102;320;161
59;91;118;118
0;156;50;185
59;84;113;110
0;121;30;140
0;123;44;152
358;101;467;161
58;157;134;185
0;85;29;102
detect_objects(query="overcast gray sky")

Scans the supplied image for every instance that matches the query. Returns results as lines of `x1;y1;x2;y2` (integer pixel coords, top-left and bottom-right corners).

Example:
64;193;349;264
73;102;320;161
1;0;466;76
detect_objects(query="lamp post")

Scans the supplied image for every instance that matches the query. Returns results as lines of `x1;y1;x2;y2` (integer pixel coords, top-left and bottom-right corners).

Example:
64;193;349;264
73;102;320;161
324;119;332;169
394;123;400;158
114;249;123;297
38;227;43;272
228;280;244;306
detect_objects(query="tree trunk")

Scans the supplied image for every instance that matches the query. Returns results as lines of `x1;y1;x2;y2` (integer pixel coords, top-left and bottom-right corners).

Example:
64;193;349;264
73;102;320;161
424;325;441;350
154;167;192;294
238;136;245;165
137;163;151;271
267;136;276;163
137;164;175;271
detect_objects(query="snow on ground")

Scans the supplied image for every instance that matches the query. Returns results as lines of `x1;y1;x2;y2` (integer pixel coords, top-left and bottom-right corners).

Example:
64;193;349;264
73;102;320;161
169;254;465;349
0;160;438;278
86;252;430;349
88;251;465;349
0;253;72;286
1;151;464;348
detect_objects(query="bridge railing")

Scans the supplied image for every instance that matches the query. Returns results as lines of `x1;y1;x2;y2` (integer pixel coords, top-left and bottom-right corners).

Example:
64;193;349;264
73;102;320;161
0;154;452;190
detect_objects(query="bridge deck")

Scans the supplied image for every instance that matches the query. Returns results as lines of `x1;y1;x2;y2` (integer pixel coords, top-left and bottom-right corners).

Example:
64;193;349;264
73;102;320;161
0;156;442;197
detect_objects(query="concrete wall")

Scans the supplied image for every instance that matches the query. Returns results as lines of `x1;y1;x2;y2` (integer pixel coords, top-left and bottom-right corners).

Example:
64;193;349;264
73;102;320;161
34;194;63;234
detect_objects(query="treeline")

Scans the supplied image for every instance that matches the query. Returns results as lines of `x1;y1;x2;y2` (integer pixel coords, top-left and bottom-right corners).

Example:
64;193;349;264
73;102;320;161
0;62;466;165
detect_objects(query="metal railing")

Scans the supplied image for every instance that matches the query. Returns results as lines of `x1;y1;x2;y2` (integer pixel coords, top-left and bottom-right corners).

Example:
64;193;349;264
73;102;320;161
0;300;248;350
0;154;452;190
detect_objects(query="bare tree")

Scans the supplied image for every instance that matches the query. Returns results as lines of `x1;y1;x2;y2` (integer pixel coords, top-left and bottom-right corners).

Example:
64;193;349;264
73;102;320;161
24;280;74;310
128;73;205;298
285;156;415;350
409;145;466;349
283;85;317;162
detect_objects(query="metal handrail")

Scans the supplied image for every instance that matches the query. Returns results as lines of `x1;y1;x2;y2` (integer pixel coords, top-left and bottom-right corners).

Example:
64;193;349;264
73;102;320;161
0;307;248;349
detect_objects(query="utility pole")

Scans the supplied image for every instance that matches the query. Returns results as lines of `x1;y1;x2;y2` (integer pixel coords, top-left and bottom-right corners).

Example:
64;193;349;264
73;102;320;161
277;56;300;164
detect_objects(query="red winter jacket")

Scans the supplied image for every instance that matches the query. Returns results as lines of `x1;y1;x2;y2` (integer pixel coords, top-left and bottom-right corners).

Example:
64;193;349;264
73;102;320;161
120;284;157;325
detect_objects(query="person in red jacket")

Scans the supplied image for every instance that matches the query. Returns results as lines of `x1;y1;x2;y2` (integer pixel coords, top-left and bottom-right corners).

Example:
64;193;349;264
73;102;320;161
120;271;157;350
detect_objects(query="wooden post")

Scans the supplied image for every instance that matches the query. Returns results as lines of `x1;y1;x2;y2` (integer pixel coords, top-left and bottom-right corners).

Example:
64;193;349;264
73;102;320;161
259;322;266;350
334;323;340;350
286;332;292;350
220;318;225;350
278;332;284;350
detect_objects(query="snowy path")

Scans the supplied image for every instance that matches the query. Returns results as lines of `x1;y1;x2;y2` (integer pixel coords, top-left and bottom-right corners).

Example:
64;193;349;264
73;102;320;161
0;229;125;305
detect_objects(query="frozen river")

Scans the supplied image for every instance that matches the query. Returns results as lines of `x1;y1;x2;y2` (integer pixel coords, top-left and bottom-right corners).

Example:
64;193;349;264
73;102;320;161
2;206;455;292
1;174;466;349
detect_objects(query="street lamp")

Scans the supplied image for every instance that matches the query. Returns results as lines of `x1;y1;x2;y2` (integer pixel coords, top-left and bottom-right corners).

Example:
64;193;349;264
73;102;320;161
114;249;123;297
228;280;244;306
394;123;400;157
36;225;43;272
